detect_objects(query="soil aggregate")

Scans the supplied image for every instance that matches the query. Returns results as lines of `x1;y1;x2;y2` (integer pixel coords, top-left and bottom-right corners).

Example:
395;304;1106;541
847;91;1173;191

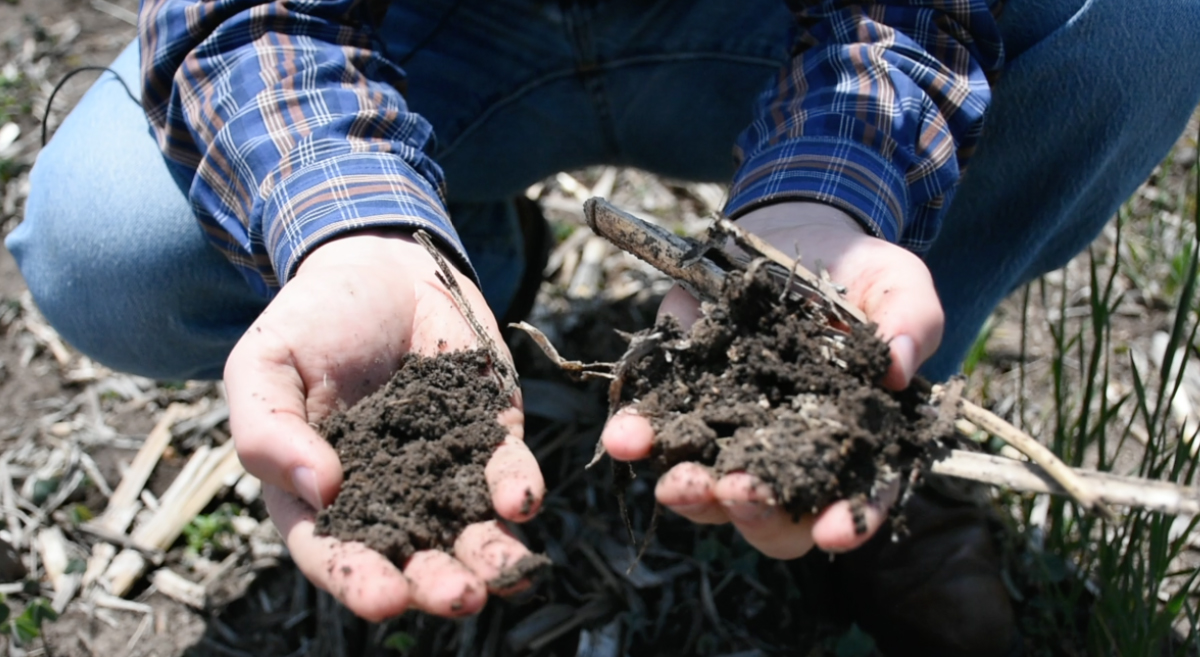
618;265;948;520
314;349;511;564
487;553;553;591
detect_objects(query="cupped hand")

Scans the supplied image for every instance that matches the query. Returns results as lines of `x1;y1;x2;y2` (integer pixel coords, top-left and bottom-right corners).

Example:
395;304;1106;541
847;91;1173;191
224;232;546;621
602;201;943;559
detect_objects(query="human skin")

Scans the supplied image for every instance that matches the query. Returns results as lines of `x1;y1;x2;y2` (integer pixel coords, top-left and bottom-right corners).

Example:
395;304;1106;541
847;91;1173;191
224;200;943;619
224;232;546;621
601;201;945;559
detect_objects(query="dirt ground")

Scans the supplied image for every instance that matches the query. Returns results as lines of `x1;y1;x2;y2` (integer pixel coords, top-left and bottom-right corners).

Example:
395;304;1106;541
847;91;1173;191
0;1;1198;656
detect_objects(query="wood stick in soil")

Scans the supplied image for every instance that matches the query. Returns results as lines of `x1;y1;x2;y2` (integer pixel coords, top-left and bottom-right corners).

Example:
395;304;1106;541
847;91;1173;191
583;197;1123;519
583;197;727;304
711;216;867;326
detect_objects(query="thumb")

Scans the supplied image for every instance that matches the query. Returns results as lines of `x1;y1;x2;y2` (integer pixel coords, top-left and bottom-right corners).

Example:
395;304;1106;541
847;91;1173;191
657;284;704;329
225;324;344;511
851;250;944;390
732;202;944;390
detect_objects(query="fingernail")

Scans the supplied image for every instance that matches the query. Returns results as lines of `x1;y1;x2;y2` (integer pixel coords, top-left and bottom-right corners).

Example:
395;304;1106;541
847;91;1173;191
725;500;773;523
890;335;917;383
292;466;324;510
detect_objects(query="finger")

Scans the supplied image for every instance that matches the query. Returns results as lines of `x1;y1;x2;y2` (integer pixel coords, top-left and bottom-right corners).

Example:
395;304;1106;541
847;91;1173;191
601;409;655;461
657;284;704;329
486;375;543;523
404;550;488;617
654;462;729;525
264;484;411;622
486;434;545;522
854;258;944;391
714;473;816;560
811;477;901;553
455;521;536;594
227;327;343;511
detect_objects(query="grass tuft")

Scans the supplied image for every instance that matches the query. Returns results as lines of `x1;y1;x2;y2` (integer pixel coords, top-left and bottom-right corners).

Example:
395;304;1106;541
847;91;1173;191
1010;127;1200;656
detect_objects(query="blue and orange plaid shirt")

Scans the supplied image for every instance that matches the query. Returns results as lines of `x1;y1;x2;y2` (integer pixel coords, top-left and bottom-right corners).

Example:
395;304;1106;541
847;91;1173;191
139;0;1004;298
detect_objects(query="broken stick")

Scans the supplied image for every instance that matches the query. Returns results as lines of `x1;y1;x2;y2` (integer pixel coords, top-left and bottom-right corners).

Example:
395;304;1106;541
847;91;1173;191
90;402;189;534
584;197;727;304
584;197;1124;519
932;450;1199;516
414;229;520;398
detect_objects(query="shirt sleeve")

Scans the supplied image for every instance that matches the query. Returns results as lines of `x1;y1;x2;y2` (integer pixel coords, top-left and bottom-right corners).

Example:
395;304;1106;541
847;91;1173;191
726;0;1005;252
139;0;471;297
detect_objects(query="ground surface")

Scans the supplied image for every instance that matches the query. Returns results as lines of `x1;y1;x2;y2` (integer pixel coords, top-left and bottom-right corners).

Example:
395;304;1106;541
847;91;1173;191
0;2;1197;656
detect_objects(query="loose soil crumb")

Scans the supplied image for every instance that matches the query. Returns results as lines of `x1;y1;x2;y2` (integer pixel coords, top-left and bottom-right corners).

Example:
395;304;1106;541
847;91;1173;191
619;266;947;520
314;350;510;564
487;553;553;591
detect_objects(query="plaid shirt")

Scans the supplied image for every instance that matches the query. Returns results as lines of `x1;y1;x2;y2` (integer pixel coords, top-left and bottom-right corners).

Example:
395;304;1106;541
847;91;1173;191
139;0;1004;297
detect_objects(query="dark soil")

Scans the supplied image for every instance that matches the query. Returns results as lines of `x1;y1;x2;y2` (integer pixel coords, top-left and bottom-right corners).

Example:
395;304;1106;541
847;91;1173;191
487;553;552;591
619;265;946;520
314;349;510;564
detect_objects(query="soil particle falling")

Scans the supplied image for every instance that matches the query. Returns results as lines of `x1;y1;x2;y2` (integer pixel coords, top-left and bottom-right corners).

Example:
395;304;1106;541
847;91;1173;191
618;266;946;520
314;350;510;564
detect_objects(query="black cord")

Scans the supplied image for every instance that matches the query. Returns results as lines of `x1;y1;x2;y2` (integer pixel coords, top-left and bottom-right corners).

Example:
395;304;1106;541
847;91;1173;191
395;0;466;66
41;66;141;147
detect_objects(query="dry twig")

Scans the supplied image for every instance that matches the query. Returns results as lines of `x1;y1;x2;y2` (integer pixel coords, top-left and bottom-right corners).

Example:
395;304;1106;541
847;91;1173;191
952;395;1116;520
932;450;1199;515
90;403;189;534
508;322;613;380
414;230;519;397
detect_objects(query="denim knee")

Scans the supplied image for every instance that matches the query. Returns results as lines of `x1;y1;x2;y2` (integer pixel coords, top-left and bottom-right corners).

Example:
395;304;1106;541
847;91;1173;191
8;44;265;380
8;163;159;378
920;0;1200;380
9;151;260;381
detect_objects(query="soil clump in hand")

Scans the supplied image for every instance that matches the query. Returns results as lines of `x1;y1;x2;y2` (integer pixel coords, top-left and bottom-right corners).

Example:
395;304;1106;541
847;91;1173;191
314;350;510;564
619;266;946;520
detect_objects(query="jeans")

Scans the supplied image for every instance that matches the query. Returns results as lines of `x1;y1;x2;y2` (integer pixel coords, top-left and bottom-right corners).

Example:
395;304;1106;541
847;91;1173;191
8;0;1200;381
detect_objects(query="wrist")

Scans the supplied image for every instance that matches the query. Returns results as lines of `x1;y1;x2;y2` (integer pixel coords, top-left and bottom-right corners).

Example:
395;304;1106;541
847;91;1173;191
736;201;866;239
295;230;434;279
729;201;885;286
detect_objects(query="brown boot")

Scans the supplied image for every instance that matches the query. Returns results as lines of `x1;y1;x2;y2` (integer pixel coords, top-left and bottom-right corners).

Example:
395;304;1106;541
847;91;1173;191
829;483;1020;657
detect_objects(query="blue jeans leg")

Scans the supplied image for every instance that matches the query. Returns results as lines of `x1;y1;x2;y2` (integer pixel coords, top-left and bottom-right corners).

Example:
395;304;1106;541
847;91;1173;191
919;0;1200;380
6;42;266;380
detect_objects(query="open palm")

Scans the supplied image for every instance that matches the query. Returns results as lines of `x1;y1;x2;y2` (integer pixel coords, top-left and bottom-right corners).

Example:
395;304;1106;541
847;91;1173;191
224;232;545;621
602;202;944;560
